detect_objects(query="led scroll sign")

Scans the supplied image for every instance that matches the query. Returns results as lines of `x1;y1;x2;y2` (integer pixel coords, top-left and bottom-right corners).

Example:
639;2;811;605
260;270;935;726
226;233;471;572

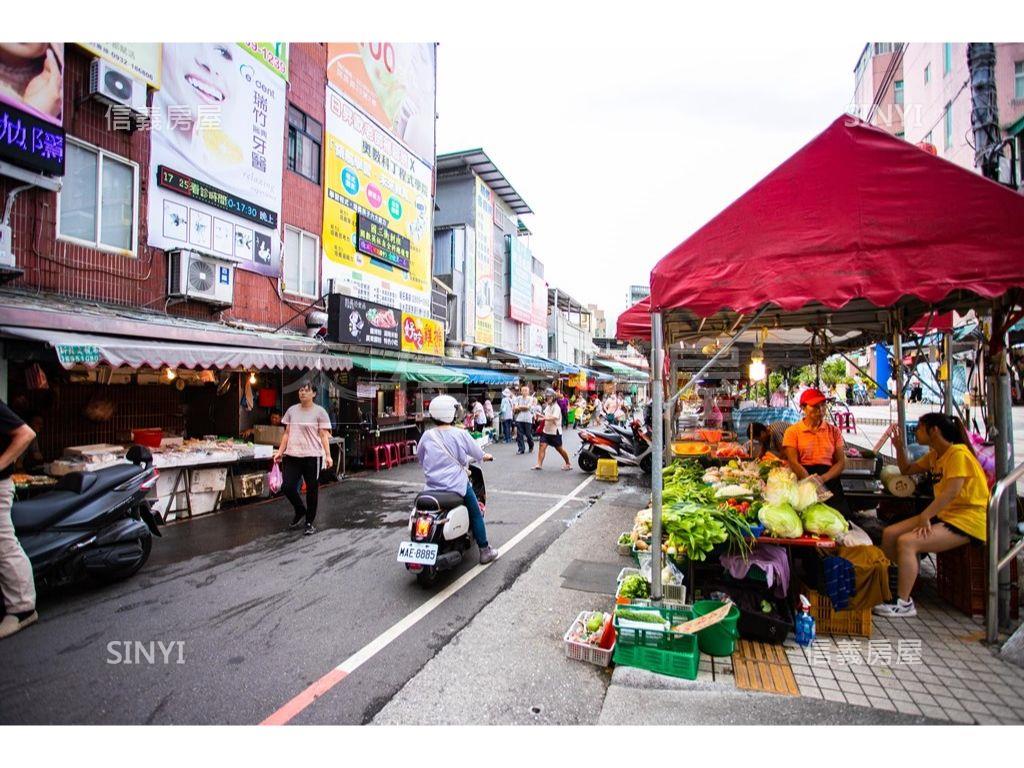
356;214;411;272
0;103;65;177
157;166;278;228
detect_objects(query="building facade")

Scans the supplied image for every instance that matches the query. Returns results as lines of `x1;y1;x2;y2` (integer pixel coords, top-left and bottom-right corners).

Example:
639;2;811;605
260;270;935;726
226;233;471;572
548;287;593;367
627;284;650;307
852;42;905;136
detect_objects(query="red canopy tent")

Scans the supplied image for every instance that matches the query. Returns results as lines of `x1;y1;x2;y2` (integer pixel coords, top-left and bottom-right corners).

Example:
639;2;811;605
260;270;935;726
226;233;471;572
616;297;652;342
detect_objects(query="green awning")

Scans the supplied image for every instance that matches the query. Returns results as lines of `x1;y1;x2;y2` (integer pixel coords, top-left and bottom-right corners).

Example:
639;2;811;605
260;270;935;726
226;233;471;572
348;355;468;383
593;359;649;382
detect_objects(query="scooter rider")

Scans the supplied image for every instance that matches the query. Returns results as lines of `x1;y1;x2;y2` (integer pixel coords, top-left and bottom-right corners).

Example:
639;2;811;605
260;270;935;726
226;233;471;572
417;395;500;565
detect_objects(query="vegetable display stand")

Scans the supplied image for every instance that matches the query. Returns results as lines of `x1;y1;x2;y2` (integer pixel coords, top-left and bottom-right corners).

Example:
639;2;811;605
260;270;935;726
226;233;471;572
691;600;740;657
596;459;619;482
612;605;700;680
803;586;872;638
564;612;617;667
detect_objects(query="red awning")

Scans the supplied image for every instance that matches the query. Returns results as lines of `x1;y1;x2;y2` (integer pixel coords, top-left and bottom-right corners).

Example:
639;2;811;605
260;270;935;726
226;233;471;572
616;297;652;341
649;115;1024;316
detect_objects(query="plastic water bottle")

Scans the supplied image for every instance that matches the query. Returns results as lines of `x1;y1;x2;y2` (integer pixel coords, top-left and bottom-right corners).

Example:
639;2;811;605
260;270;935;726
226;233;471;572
795;595;816;647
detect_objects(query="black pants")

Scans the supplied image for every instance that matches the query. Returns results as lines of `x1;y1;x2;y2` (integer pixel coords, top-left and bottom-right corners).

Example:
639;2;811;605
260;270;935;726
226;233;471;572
282;455;321;525
802;464;850;518
516;422;534;452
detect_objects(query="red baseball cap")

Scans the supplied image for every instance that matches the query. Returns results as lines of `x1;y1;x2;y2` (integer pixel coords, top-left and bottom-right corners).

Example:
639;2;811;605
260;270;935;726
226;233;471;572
799;388;827;407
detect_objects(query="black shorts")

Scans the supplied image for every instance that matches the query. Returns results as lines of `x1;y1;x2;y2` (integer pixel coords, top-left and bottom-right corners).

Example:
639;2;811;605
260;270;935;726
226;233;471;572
542;433;563;448
931;516;982;545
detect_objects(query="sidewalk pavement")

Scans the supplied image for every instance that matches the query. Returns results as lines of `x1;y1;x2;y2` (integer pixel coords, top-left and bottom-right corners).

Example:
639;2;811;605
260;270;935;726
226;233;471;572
373;467;1024;726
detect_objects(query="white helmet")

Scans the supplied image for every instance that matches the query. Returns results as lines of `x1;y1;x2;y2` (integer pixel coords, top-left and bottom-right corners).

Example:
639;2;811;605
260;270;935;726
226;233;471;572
428;394;459;424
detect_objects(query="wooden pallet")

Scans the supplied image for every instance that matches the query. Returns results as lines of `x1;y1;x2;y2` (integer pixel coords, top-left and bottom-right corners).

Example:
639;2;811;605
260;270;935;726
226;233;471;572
731;639;800;696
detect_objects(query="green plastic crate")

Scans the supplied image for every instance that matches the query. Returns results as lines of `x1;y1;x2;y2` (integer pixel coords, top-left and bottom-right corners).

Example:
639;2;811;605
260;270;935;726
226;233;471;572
612;606;700;680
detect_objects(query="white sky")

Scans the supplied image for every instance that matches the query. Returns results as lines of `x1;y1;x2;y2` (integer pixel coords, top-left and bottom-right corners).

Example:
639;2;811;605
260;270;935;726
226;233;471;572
435;40;863;328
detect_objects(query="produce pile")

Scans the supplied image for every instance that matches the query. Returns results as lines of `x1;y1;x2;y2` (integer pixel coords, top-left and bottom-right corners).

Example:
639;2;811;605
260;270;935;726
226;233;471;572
566;611;611;646
757;465;848;539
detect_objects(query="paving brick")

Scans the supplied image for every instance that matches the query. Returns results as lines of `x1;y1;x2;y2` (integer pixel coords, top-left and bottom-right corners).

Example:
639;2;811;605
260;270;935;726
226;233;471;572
845;694;870;708
945;708;978;724
962;699;991;715
817;677;841;691
932;695;967;711
801;687;824;700
887;687;914;702
918;705;951;721
867;696;896;712
821;689;846;704
794;674;816;690
859;684;887;699
894;700;922;716
946;686;980;702
900;680;927;693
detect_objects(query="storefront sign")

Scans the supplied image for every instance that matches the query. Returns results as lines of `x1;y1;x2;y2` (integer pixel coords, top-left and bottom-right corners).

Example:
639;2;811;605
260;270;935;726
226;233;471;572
55;344;101;366
530;273;548;357
357;382;378;399
79;43;161;88
239;43;289;81
0;43;64;127
326;43;436;166
508;235;533;324
322;87;432;317
327;294;401;350
357;214;411;271
0;103;65;176
474;178;494;345
147;44;285;276
400;313;444;357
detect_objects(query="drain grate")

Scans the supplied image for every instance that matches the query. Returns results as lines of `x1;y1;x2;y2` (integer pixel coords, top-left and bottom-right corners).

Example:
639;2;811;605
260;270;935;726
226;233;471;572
731;639;800;696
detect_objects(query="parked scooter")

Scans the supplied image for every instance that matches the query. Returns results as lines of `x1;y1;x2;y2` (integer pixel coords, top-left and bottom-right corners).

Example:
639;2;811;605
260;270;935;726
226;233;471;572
11;445;161;591
576;418;653;474
399;464;487;587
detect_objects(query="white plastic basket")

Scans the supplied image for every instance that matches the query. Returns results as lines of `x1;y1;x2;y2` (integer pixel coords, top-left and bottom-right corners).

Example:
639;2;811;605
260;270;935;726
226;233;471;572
563;611;615;667
617;567;687;604
617;533;633;556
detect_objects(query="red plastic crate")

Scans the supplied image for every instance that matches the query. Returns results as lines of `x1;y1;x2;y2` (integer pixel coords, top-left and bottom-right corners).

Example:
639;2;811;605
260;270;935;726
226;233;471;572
936;542;1019;619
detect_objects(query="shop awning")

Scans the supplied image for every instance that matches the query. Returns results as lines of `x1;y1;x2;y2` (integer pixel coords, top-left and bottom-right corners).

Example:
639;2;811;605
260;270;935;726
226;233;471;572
593;359;649;382
442;367;520;386
1;327;354;372
581;367;615;382
348;355;467;383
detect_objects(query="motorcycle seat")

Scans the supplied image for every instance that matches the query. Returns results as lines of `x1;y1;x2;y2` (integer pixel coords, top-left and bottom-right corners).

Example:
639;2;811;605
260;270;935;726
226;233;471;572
13;464;145;533
414;491;466;511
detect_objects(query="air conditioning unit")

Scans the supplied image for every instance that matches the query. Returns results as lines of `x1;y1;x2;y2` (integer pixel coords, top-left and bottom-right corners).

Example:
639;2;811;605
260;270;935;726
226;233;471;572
167;249;235;306
89;58;147;118
0;224;13;268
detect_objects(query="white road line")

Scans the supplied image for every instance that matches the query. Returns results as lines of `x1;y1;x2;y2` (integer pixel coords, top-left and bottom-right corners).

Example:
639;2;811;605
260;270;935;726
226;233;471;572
262;473;596;723
355;476;584;501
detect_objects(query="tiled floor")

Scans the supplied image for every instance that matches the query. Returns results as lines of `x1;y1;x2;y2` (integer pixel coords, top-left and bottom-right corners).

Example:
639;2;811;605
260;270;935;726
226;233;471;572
783;575;1024;724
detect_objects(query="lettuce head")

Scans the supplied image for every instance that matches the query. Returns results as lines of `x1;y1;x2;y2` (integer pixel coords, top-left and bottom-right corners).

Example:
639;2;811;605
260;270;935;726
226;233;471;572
758;502;803;538
801;503;849;537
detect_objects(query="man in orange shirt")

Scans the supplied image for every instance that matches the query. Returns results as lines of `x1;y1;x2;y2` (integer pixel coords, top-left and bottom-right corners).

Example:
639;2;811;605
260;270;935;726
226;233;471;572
782;388;850;517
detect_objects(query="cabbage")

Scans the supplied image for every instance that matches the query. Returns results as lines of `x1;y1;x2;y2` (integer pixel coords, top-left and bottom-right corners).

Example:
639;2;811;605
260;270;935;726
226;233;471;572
801;503;849;537
793;479;821;512
764;480;797;507
758;502;803;538
767;466;796;485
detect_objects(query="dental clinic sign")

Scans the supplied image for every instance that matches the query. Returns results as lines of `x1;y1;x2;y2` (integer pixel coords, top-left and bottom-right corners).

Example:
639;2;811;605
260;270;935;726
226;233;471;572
0;103;65;176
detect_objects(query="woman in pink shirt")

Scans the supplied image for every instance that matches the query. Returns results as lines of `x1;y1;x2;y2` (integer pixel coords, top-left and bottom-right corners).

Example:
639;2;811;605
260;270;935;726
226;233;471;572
274;382;333;536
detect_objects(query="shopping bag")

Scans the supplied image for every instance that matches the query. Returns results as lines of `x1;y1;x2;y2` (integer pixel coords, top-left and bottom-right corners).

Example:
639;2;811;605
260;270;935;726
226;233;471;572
268;463;283;494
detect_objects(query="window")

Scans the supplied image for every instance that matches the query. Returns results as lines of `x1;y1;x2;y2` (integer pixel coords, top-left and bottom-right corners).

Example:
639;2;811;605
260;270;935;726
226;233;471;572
58;140;137;254
283;226;319;298
943;43;953;76
894;79;904;107
924;63;931;84
873;43;893;55
1016;61;1024;100
287;105;322;184
944;103;953;150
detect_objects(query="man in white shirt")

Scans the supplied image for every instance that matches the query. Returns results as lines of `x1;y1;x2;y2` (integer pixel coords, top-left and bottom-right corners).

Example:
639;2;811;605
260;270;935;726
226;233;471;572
513;385;536;455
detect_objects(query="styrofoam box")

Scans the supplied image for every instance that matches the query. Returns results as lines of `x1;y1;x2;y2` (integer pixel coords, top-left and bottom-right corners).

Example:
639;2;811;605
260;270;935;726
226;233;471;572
190;467;228;492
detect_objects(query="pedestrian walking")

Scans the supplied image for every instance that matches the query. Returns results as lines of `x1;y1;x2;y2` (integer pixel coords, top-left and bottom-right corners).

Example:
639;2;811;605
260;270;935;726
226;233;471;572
533;390;572;471
499;389;514;443
472;399;487;431
557;390;569;429
274;382;333;536
484;398;495;431
513;385;536;454
0;399;39;640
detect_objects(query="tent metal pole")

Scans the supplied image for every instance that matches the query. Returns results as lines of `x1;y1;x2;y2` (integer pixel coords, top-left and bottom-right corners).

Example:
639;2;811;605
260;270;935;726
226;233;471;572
943;332;954;417
651;310;665;601
893;322;907;446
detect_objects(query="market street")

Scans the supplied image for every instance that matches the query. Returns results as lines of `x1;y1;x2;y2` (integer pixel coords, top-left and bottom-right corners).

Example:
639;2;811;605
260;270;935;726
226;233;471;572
0;432;598;725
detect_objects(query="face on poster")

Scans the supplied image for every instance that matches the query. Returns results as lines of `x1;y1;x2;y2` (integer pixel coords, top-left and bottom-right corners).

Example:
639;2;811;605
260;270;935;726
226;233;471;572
147;43;285;275
322;87;433;318
474;178;494;345
326;43;436;166
0;43;64;126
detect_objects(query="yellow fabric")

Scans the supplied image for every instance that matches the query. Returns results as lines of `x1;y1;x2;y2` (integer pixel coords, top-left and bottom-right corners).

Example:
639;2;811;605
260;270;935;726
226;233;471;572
836;545;892;611
918;444;989;542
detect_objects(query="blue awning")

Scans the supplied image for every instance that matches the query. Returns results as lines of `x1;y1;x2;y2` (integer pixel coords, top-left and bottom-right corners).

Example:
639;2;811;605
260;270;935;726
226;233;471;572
581;366;614;382
442;367;520;386
515;354;563;373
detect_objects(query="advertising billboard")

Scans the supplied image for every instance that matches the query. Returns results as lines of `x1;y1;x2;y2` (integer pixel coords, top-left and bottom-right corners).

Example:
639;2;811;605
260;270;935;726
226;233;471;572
239;43;289;81
401;313;444;357
0;43;64;127
474;178;495;345
326;43;436;166
322;87;433;318
508;235;533;324
327;294;401;350
146;43;285;276
0;102;65;176
79;43;161;88
531;274;548;357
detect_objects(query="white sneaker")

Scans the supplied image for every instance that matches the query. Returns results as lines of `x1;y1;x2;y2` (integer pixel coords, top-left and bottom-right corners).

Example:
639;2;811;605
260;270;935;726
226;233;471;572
0;611;38;640
872;599;917;618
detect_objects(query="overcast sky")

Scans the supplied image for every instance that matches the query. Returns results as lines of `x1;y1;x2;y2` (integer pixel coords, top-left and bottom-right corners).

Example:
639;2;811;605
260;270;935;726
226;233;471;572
435;40;865;330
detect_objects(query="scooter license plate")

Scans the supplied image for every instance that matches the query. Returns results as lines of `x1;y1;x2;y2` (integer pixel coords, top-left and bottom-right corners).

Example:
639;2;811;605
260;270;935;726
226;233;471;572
397;541;438;566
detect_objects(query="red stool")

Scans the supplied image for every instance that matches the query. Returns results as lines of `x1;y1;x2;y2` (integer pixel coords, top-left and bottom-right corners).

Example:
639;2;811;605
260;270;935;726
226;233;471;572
386;443;401;469
367;444;389;471
836;412;856;433
405;440;418;463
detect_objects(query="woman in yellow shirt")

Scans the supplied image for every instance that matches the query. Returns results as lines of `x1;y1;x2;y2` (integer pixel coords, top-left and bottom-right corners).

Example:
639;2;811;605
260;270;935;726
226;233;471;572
875;413;989;618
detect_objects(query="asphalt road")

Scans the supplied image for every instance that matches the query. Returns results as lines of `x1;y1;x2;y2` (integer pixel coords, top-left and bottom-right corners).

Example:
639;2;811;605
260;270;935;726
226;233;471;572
0;430;598;725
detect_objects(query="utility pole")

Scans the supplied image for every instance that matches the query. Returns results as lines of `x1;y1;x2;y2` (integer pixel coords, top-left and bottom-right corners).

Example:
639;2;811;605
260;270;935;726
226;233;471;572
967;44;1002;180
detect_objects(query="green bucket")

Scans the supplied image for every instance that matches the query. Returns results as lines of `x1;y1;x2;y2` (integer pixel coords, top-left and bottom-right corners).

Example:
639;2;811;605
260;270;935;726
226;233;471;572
691;600;740;657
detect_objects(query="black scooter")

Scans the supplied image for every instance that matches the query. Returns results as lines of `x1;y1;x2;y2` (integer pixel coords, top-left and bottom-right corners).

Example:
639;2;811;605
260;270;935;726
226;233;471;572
12;445;162;591
577;418;653;474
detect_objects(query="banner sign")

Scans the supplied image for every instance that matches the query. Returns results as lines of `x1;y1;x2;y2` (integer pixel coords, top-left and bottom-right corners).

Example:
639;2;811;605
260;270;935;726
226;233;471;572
508;235;533;323
328;294;401;350
474;178;494;345
401;313;444;357
0;102;65;176
0;43;64;127
322;87;432;317
79;43;161;88
147;44;285;275
239;43;289;81
326;43;436;166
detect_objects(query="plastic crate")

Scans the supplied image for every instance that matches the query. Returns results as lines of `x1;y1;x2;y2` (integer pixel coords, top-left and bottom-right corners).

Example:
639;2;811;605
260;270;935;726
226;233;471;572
936;541;1019;619
617;533;633;557
804;586;872;638
596;458;619;482
612;605;699;679
563;612;616;667
616;566;686;604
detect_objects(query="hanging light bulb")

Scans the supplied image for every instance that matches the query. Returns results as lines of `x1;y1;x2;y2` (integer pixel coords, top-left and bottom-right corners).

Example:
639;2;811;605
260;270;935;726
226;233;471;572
749;335;766;382
165;368;177;381
249;371;258;385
